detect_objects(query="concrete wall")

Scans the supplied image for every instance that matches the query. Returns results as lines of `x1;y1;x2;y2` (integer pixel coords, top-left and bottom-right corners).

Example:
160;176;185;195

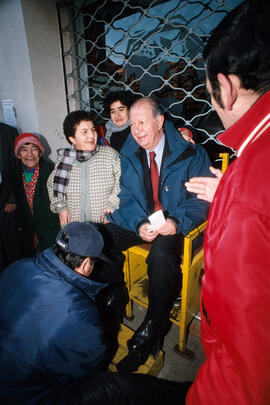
0;0;68;161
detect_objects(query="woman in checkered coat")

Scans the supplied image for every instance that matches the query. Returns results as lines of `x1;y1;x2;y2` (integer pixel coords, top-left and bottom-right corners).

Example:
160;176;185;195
47;111;120;226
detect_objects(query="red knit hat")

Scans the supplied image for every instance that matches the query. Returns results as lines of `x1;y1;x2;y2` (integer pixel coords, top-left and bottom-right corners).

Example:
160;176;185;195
14;133;45;158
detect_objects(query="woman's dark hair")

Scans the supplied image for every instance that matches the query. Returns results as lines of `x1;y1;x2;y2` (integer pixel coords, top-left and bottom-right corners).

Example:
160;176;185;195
52;232;87;270
63;110;95;143
103;90;137;115
203;0;270;106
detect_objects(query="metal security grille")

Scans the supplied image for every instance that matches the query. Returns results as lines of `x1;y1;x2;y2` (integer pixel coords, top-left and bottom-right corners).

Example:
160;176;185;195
57;0;241;163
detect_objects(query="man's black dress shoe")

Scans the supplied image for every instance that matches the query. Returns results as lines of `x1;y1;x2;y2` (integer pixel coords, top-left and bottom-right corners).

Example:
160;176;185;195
127;318;160;352
116;338;161;372
116;316;170;372
128;316;170;352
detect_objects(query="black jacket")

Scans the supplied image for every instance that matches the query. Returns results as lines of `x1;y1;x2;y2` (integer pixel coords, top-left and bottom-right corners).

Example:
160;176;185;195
0;123;18;209
109;126;130;152
14;157;60;257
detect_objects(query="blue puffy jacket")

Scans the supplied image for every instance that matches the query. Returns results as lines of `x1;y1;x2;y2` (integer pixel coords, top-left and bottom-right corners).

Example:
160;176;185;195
0;249;107;404
109;120;212;236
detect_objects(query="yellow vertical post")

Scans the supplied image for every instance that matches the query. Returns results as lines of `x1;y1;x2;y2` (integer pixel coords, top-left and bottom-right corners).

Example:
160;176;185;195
123;250;133;319
219;152;229;173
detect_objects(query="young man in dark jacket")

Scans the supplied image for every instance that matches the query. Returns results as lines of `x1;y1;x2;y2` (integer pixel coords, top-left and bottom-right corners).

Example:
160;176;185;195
0;221;109;405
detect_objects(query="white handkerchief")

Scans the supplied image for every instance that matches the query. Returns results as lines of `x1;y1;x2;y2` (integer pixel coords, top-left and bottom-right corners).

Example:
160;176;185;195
148;210;166;231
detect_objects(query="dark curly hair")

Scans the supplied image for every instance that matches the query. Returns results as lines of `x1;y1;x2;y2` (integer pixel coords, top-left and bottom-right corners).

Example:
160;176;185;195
63;110;95;144
103;90;138;115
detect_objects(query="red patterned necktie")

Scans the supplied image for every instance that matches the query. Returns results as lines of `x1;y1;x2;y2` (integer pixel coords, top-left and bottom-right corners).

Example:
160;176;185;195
149;151;162;211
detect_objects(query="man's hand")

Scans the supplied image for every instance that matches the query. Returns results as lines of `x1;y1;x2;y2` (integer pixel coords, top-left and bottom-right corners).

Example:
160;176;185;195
139;223;158;242
185;166;223;203
4;203;17;213
178;127;195;144
59;210;71;226
156;219;177;235
139;219;177;241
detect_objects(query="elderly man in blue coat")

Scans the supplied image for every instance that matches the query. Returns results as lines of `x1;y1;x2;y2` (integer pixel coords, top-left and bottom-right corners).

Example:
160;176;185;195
98;97;212;372
0;221;109;405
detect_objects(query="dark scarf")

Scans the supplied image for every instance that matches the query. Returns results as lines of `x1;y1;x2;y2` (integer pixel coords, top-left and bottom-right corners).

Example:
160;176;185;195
53;146;99;199
105;119;130;143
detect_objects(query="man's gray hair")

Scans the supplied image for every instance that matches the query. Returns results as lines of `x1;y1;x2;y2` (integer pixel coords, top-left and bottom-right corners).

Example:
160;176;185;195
147;97;163;118
131;97;164;119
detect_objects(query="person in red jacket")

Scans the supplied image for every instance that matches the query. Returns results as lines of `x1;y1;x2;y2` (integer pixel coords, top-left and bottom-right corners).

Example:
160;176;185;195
186;1;270;404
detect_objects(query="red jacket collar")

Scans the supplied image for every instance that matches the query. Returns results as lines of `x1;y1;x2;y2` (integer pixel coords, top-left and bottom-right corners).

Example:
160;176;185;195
218;90;270;153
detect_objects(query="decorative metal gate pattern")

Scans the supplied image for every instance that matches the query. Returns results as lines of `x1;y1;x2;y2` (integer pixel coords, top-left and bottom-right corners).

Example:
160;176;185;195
57;0;242;162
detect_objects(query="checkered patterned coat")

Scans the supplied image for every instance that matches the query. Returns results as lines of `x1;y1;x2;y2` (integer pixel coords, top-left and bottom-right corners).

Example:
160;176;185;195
47;146;120;223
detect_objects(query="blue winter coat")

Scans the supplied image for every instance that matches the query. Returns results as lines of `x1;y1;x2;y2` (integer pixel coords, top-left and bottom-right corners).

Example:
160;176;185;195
109;120;212;235
0;249;107;404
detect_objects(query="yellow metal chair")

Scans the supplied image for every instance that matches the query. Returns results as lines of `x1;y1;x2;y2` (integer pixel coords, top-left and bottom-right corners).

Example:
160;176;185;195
123;221;207;359
122;153;229;359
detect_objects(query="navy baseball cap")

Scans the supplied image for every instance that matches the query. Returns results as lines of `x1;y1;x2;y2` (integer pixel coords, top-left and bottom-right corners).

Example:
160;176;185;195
55;221;109;261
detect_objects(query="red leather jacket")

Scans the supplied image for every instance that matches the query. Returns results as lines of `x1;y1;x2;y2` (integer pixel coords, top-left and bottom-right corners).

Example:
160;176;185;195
187;90;270;405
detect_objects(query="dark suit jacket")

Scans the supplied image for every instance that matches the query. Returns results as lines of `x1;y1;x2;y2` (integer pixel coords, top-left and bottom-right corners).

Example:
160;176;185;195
0;123;18;209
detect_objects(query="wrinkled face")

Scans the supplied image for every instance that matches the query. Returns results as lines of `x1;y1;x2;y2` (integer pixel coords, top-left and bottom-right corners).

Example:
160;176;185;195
69;120;97;151
110;100;129;127
129;101;164;150
18;143;41;168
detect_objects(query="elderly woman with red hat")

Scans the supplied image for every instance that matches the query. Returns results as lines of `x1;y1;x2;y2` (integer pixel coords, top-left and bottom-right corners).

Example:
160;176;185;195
13;133;60;257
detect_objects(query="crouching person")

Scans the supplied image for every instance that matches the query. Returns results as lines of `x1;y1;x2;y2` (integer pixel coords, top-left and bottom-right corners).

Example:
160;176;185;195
0;221;110;405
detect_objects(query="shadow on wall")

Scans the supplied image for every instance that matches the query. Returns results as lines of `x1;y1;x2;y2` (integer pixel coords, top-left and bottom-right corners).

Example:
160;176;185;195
35;133;54;165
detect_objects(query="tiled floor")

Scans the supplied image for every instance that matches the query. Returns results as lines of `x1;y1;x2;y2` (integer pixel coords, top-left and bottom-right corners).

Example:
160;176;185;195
123;303;205;383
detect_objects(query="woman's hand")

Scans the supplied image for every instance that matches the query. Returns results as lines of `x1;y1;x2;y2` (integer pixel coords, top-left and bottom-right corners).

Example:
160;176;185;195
59;210;71;226
4;203;17;213
100;209;112;224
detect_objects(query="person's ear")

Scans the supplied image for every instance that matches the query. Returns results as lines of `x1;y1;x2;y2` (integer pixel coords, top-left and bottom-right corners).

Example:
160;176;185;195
76;258;94;277
217;73;239;110
69;136;76;147
157;114;164;130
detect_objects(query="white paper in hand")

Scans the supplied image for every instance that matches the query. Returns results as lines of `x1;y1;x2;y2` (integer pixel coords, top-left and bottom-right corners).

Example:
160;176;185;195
148;210;166;231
